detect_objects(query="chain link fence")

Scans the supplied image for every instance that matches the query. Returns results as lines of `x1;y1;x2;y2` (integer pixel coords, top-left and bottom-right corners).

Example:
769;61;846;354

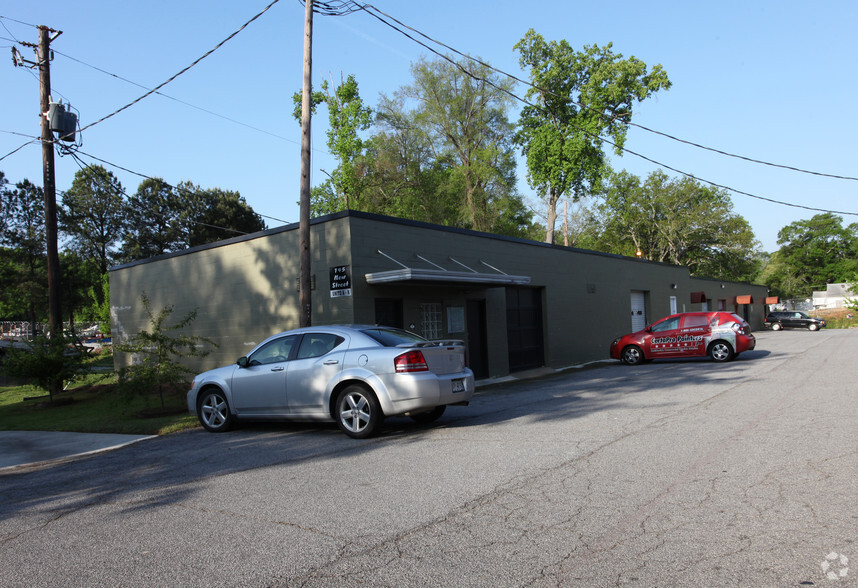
1;321;110;342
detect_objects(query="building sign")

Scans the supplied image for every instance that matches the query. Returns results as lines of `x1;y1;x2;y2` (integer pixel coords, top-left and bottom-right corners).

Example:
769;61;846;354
330;265;352;298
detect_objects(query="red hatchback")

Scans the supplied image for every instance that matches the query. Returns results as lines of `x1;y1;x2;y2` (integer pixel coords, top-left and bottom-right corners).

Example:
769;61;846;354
610;311;756;365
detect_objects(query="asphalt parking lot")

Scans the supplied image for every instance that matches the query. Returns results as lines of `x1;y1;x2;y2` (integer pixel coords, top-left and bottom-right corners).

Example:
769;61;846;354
1;329;855;587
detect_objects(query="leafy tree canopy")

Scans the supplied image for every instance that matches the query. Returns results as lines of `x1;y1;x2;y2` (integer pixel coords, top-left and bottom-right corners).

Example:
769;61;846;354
291;63;535;238
120;179;266;263
514;30;671;243
0;178;48;323
293;73;373;213
59;164;125;274
179;182;266;247
119;178;185;262
763;213;858;297
578;170;761;281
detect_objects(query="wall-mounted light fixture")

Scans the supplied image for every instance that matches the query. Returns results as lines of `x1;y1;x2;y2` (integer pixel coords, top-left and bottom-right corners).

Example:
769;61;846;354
670;283;677;289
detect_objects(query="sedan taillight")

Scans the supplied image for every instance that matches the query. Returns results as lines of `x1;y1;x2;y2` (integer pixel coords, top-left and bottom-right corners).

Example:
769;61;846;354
395;350;429;373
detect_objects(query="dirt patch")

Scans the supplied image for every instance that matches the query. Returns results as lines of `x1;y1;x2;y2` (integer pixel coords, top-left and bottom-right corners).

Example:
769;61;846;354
811;308;854;320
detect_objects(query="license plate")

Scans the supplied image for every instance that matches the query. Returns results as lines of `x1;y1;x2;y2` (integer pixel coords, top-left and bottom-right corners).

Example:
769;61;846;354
452;378;465;393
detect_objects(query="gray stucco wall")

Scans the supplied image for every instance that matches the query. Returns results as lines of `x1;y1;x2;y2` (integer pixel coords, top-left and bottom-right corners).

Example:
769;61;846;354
110;217;357;371
345;214;767;373
110;211;769;377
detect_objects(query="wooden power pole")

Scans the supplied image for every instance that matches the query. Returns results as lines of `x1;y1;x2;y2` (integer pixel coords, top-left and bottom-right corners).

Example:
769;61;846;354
298;0;314;327
38;26;63;343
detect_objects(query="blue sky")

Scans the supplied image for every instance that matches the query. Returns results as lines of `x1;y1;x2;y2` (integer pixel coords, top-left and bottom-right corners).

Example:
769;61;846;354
2;0;856;253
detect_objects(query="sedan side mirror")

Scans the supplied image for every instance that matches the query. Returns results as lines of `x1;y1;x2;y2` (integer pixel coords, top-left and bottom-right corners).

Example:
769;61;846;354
237;356;248;368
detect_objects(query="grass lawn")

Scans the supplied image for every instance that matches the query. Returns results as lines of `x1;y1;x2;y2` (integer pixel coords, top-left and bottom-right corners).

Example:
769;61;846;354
0;351;199;435
812;307;858;329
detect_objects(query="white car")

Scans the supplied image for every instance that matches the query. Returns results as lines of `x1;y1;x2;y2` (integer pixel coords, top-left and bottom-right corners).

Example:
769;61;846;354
187;325;474;438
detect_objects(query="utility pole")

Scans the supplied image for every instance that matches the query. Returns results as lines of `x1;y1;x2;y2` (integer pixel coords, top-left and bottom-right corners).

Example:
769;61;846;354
37;26;63;344
298;0;313;327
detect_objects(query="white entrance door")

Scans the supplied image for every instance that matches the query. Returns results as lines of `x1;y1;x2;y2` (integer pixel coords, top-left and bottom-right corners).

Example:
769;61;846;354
630;291;647;331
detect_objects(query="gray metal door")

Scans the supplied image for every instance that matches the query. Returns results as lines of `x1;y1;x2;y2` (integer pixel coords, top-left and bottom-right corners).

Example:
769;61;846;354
506;287;544;372
630;291;647;331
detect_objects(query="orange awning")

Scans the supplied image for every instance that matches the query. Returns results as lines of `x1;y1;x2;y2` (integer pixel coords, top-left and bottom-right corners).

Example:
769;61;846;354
736;295;753;305
690;291;707;304
765;296;779;304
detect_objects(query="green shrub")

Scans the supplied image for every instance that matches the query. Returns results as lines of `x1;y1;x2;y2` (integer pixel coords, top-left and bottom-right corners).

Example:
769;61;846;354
115;294;216;407
0;335;87;401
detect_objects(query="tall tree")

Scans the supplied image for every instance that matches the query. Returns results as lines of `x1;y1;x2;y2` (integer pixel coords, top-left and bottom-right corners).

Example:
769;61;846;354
321;74;373;210
362;94;456;224
59;165;125;274
120;178;185;262
178;182;266;247
292;73;373;213
398;56;522;232
0;179;48;324
765;213;858;297
0;171;8;239
60;250;101;333
590;170;760;281
514;31;671;243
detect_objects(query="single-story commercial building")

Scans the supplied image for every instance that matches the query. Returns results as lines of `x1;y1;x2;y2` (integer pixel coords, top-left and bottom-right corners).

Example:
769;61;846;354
110;210;769;378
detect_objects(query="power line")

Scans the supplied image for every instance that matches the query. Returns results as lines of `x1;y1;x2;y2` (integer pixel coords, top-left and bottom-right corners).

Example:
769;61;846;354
70;147;292;226
78;0;281;135
0;138;39;163
6;4;853;223
52;48;301;146
297;0;364;16
65;151;258;240
354;3;858;217
0;15;38;28
358;3;858;183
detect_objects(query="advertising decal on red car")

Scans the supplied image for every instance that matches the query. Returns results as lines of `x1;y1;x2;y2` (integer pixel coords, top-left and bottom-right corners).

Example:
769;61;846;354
610;311;756;365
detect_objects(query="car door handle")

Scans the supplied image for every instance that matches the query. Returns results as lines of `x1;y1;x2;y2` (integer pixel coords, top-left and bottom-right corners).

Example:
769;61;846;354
323;360;339;365
270;366;285;372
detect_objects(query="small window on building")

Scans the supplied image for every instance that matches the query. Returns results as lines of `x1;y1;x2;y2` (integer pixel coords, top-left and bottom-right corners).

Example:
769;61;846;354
420;302;442;340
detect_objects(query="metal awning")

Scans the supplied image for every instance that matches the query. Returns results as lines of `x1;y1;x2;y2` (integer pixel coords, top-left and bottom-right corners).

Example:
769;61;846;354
365;250;531;286
765;296;779;304
736;295;754;305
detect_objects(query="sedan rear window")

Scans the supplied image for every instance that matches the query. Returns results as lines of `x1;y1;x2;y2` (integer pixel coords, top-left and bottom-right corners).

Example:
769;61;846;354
361;327;427;347
296;333;345;359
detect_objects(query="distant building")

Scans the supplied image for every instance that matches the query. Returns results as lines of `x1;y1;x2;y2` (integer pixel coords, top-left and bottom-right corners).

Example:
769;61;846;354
812;283;856;309
109;211;769;379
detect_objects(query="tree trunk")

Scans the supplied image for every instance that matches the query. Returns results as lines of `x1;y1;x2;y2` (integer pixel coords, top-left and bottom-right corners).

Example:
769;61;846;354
544;187;559;244
562;200;569;247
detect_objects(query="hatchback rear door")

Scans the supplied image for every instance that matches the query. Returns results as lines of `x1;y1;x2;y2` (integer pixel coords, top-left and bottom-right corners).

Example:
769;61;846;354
677;314;711;356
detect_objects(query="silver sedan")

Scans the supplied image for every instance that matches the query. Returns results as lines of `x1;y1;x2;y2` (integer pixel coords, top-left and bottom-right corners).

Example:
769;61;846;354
187;325;474;438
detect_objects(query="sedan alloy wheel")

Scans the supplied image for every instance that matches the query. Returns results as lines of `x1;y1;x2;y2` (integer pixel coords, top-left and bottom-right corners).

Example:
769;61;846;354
198;389;233;432
335;385;382;439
